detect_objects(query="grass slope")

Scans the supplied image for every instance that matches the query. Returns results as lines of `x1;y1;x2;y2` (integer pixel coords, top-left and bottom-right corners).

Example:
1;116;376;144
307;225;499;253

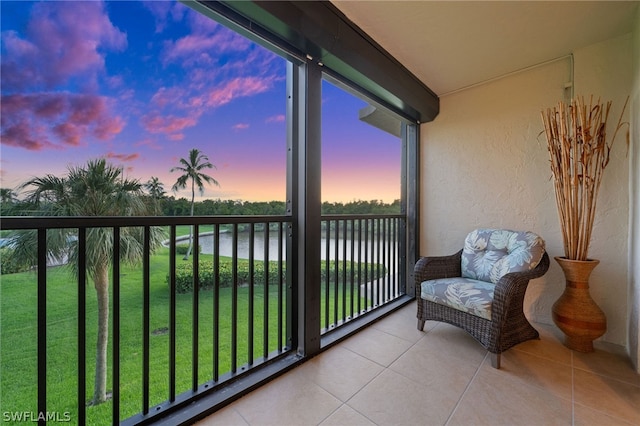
1;246;364;424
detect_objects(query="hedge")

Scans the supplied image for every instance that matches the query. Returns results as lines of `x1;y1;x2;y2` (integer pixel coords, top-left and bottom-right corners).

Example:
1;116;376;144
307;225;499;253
176;243;201;256
169;259;387;293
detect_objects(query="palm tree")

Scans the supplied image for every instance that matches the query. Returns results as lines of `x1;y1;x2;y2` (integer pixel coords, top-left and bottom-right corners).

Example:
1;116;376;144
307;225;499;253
0;188;18;214
144;176;166;214
0;187;17;204
171;149;219;260
10;159;165;405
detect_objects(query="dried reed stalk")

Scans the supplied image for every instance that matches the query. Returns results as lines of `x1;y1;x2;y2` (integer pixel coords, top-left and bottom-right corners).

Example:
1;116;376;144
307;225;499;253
541;96;628;261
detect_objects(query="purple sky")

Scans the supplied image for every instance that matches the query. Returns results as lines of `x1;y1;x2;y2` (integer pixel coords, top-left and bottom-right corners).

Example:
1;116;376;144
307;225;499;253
1;1;400;203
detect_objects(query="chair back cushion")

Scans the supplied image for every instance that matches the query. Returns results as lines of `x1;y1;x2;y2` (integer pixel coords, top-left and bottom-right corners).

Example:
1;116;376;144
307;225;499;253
461;229;545;284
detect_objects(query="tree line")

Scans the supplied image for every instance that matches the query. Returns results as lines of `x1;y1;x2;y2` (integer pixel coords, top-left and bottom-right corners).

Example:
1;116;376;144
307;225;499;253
2;193;399;216
2;190;400;217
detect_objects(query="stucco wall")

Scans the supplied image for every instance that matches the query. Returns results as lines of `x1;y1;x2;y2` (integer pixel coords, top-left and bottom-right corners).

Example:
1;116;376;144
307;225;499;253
420;35;632;347
629;4;640;372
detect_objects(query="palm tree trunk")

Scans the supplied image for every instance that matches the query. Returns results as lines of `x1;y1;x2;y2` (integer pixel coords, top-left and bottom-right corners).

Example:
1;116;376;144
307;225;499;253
185;179;195;260
91;263;110;405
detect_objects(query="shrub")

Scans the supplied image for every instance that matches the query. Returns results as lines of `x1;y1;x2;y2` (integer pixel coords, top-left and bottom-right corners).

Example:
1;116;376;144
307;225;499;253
169;258;387;293
319;260;386;284
171;258;286;293
176;243;201;256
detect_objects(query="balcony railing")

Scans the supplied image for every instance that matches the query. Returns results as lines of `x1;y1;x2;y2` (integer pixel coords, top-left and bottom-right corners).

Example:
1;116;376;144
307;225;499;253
0;213;405;425
320;214;403;334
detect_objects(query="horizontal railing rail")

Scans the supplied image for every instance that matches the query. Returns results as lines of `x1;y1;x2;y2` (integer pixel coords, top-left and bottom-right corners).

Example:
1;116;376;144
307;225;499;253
1;215;291;229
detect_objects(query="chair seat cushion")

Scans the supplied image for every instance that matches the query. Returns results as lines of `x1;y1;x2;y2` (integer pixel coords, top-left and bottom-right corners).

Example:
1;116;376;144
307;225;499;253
420;278;494;320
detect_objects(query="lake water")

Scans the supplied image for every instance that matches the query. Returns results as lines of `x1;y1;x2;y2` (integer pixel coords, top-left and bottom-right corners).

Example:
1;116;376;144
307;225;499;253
175;231;397;262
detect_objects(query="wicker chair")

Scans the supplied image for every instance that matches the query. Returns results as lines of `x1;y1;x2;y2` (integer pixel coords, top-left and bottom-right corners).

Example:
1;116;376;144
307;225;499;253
415;229;550;368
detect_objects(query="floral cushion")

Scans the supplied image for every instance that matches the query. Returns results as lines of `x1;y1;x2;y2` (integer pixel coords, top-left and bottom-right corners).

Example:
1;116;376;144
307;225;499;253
461;229;545;284
421;278;494;320
419;229;545;320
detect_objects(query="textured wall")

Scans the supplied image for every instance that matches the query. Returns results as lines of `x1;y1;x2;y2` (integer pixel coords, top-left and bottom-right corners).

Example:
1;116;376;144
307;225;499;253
629;5;640;372
572;34;632;347
420;35;632;346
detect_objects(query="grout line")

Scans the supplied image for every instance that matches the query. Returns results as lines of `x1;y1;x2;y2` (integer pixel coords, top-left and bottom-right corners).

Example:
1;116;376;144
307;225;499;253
571;350;575;426
343;402;379;426
316;403;345;426
443;351;488;426
234;406;251;426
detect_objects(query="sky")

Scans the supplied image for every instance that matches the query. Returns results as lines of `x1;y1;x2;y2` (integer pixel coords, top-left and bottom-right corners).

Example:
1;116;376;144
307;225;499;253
0;0;401;204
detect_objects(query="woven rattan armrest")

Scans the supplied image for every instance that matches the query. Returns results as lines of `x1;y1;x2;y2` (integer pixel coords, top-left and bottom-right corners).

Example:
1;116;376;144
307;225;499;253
491;251;550;321
414;250;463;285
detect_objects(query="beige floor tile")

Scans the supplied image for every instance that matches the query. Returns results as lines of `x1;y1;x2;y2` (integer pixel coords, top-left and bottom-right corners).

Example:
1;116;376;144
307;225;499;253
230;371;342;426
573;348;640;386
573;369;640;425
340;326;414;367
196;314;637;426
389;324;483;394
348;369;459;426
574;403;636;426
449;364;573;426
296;346;384;401
196;405;249;426
418;322;488;363
512;323;573;366
487;349;573;400
319;405;376;426
371;303;435;342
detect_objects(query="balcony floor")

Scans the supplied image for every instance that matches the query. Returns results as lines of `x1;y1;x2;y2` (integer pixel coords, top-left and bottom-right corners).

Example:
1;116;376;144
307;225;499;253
197;303;640;425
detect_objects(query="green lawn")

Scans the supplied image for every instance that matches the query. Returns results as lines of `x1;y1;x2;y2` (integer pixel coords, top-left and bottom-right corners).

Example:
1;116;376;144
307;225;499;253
0;248;288;424
0;247;368;425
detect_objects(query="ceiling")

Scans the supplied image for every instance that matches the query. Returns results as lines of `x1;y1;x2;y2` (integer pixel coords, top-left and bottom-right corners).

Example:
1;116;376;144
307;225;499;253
331;1;638;96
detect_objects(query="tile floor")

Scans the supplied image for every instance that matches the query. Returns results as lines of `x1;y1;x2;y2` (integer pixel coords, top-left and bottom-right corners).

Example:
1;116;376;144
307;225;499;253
197;303;640;426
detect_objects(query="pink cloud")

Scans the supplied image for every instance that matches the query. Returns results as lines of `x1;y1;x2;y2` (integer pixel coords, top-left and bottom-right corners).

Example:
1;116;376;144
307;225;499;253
94;115;125;140
1;1;126;92
106;152;140;162
52;122;82;146
135;138;163;151
1;93;124;151
107;75;124;89
150;87;188;108
266;114;286;124
233;123;250;131
206;77;274;108
119;89;135;102
139;75;275;140
133;4;281;142
168;133;185;141
142;1;173;33
142;1;185;33
0;120;55;151
140;113;197;140
163;35;217;63
186;8;221;34
161;7;250;69
162;31;251;67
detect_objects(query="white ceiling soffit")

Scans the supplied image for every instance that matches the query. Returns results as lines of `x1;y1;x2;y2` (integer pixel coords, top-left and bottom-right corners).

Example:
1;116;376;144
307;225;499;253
331;1;638;96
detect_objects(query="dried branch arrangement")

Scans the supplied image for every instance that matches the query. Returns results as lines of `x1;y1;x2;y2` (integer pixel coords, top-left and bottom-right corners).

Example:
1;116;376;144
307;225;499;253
541;96;628;261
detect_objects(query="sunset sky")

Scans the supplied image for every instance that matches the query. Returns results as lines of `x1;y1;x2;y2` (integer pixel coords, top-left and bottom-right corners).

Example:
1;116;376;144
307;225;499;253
0;1;401;203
